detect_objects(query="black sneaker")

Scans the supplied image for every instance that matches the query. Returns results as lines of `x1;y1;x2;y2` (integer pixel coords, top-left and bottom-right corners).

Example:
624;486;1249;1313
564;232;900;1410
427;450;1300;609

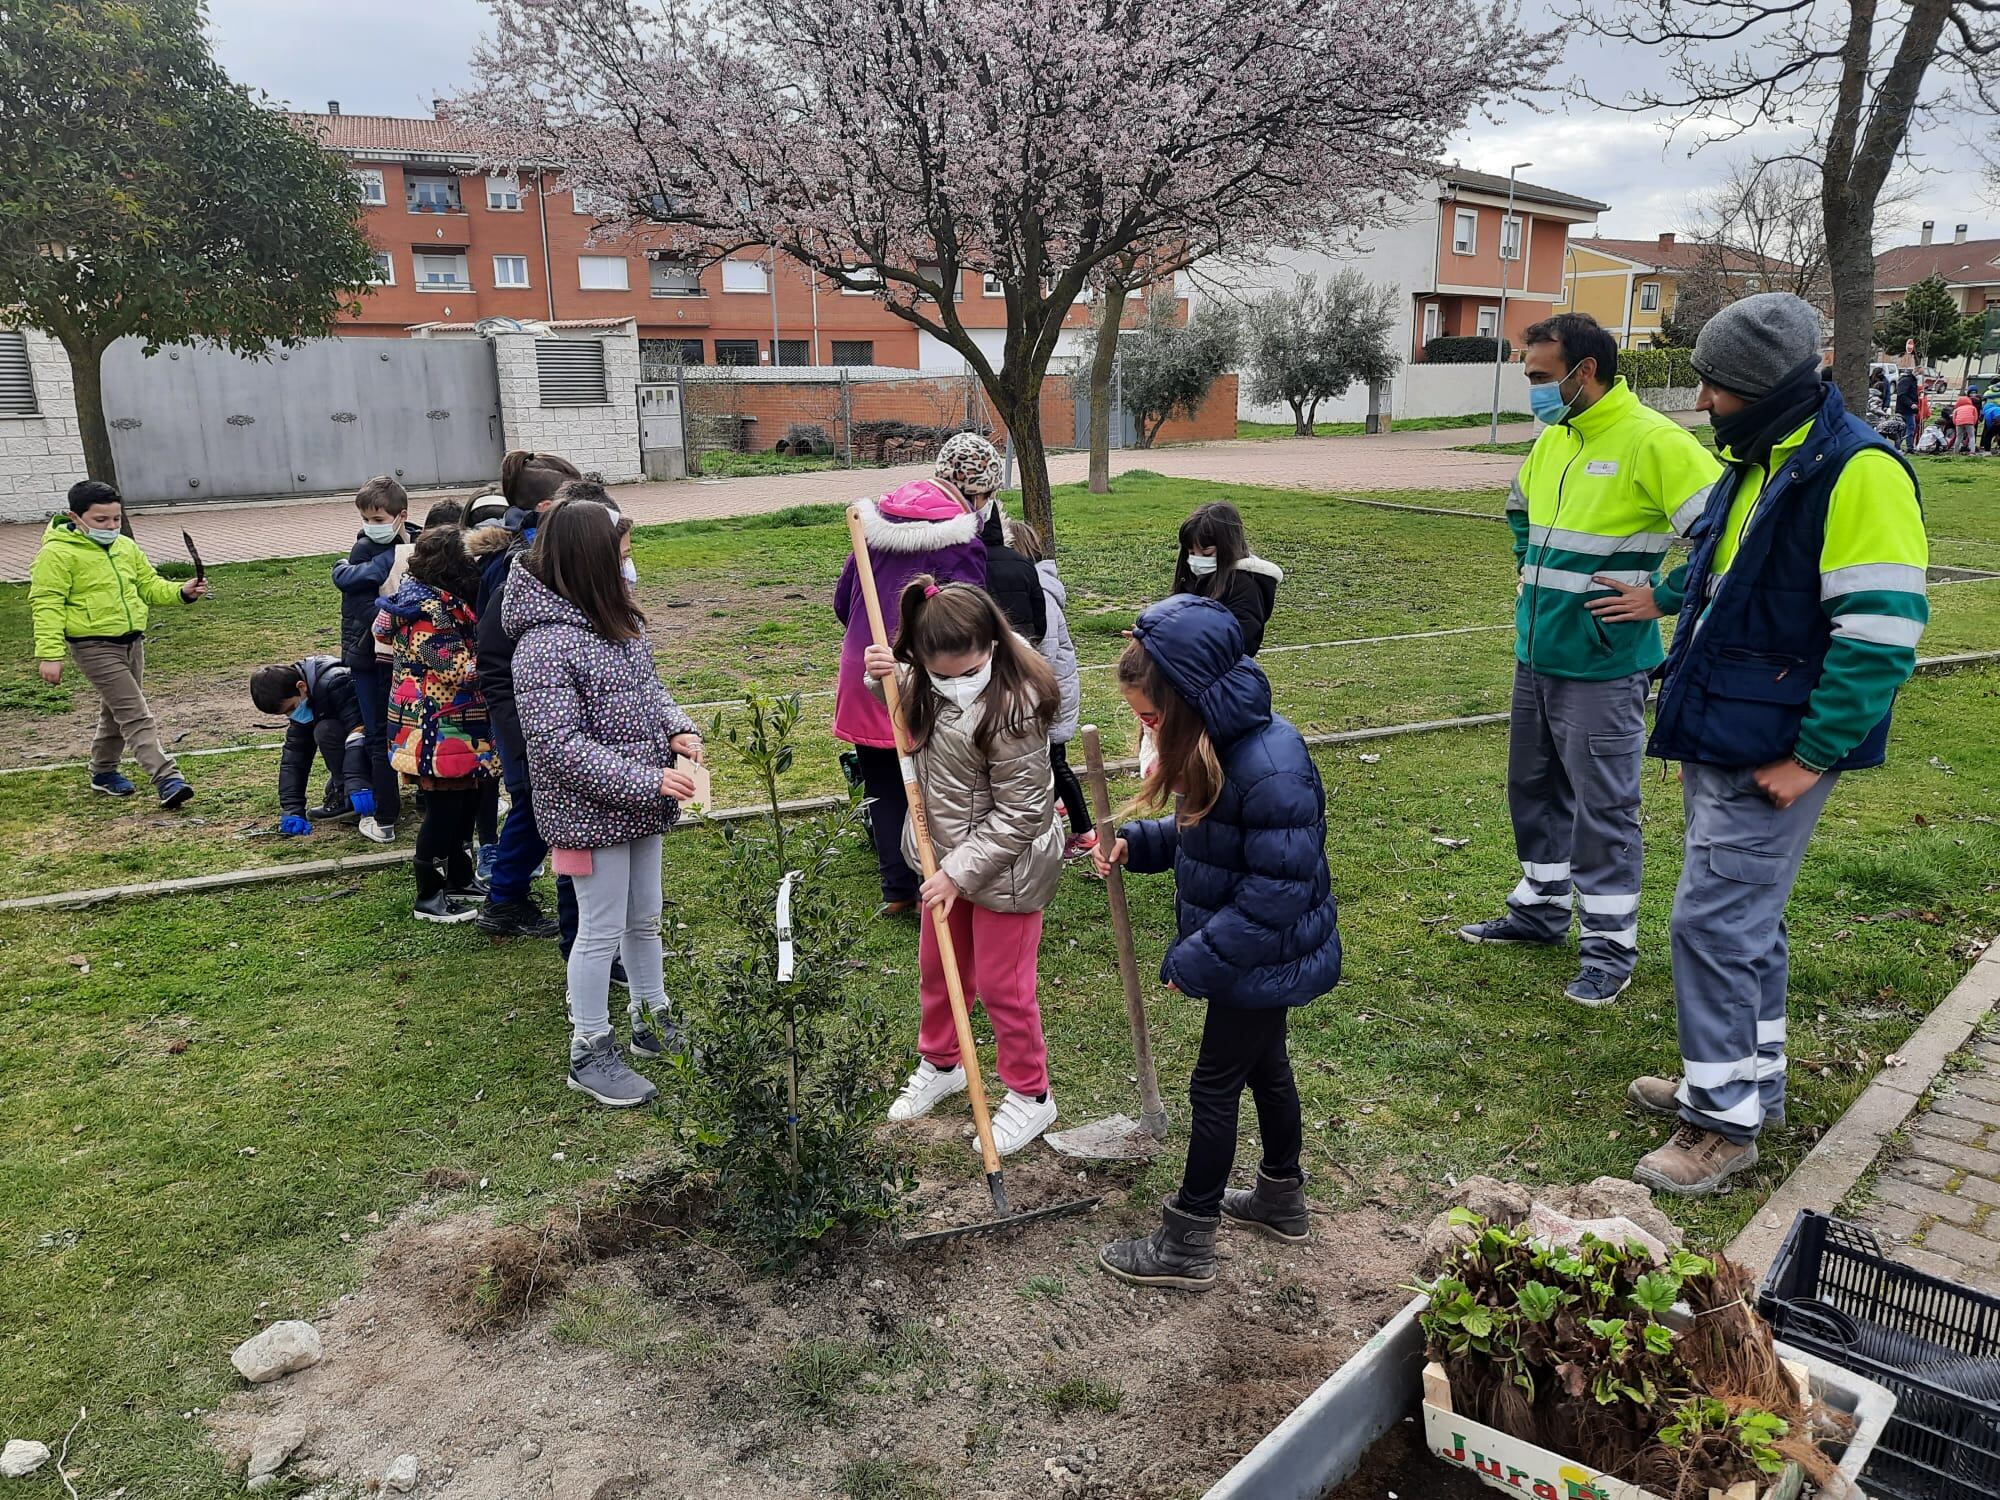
1456;914;1562;946
309;794;360;824
477;899;561;939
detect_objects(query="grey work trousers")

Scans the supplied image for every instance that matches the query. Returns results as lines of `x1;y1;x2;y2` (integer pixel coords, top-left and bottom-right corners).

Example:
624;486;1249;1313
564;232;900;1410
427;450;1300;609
1670;761;1839;1142
1503;664;1649;978
70;636;179;785
566;835;668;1048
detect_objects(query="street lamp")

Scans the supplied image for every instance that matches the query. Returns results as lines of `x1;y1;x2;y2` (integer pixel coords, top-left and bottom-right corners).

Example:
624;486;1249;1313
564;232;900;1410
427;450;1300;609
1489;161;1531;444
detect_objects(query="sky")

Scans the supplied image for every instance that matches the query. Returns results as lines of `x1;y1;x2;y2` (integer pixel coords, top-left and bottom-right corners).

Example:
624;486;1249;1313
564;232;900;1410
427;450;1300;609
205;0;1988;250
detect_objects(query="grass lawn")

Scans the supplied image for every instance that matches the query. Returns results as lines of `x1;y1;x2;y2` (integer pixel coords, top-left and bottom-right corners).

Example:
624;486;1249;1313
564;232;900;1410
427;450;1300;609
2;458;1998;1496
692;449;841;478
1235;411;1531;441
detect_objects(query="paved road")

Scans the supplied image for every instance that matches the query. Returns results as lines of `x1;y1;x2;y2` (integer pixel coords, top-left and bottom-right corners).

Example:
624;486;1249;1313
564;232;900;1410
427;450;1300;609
0;425;1534;581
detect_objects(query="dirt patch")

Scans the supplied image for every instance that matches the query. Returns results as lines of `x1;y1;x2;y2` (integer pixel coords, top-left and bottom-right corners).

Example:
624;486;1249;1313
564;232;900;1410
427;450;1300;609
1327;1416;1490;1500
209;1135;1422;1500
0;678;275;767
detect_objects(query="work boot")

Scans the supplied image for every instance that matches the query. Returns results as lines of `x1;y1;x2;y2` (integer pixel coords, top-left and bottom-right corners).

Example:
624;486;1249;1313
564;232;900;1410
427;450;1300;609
1098;1198;1219;1292
1221;1167;1311;1243
567;1032;659;1109
1628;1076;1782;1129
445;844;488;900
1456;914;1562;946
413;860;478;924
1565;966;1632;1008
1632;1122;1759;1197
476;897;560;939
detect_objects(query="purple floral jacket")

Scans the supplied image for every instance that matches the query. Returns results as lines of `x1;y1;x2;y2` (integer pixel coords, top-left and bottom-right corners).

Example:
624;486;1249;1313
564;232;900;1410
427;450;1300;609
505;564;698;851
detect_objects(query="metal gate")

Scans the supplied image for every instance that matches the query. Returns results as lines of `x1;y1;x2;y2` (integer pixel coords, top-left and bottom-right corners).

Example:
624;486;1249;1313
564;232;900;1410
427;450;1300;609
101;337;504;505
1070;358;1139;449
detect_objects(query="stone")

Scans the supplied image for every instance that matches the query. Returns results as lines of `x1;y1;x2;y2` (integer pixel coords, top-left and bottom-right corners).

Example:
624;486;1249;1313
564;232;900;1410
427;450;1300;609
246;1416;309;1481
246;1476;279;1494
384;1453;420;1493
0;1441;50;1479
1565;1176;1683;1251
230;1321;323;1383
519;1440;542;1461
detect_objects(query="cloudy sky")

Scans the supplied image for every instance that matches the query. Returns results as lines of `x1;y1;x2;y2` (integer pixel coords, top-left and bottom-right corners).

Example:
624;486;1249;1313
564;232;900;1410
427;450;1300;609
206;0;1984;248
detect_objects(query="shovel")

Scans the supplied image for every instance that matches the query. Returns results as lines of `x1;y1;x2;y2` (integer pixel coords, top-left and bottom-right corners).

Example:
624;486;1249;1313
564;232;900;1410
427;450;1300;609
1046;724;1171;1160
843;505;1098;1246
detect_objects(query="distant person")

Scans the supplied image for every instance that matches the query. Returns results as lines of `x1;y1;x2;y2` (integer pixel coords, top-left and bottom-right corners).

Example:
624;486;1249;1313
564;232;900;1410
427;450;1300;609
1458;312;1720;1008
1954;391;1981;453
1171;502;1282;656
29;480;206;809
1917;410;1953;453
331;476;419;844
248;657;370;835
937;433;1046;645
1866;367;1889;419
1007;518;1095;860
1982;393;2000;452
1894;367;1920;452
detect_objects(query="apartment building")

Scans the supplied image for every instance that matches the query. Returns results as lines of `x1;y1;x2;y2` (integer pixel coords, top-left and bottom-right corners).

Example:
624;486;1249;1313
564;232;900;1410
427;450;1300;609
1875;221;2000;316
1553;234;1792;347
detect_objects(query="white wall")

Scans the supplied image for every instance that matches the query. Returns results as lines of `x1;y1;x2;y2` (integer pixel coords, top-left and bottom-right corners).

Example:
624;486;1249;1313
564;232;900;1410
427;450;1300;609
0;327;89;523
918;326;1009;373
488;325;642;483
1395;363;1530;421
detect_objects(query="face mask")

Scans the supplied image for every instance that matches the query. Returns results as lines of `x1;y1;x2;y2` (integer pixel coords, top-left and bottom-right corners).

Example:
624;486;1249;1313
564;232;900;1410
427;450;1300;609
289;702;314;724
1185;553;1219;577
620;559;638;585
86;527;120;545
361;522;400;544
931;657;993;710
1528;364;1580;425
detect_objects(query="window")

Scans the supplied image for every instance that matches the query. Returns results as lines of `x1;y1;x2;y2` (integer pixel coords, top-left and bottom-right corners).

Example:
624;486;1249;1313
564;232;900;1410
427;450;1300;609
1453;209;1478;255
982;272;1005;298
649;259;703;297
493;255;529;288
831;340;875;367
1639;281;1661;312
1476;306;1499;338
775;339;810;366
570;185;620;217
535;340;609;405
713;339;761;366
641;336;703;369
720;258;769;294
0;331;39;417
413;251;468;289
486;174;521;211
841;267;884;296
1500;215;1522;261
578;255;629;291
1421;303;1440;343
405;174;460;213
352;169;385;205
919;264;963;300
367;250;395;286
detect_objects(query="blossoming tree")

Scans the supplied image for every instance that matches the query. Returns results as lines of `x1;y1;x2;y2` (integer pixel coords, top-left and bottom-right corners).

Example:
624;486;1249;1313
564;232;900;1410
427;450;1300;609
455;0;1553;540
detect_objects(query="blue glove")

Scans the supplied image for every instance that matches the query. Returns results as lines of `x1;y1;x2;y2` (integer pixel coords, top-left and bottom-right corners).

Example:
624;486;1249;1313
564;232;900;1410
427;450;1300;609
349;789;375;818
279;814;312;837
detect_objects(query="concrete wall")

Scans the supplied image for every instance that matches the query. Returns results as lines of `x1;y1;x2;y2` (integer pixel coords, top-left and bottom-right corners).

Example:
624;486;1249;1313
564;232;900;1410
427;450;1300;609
488;323;642;482
1635;384;1701;414
1395;362;1530;420
0;327;88;524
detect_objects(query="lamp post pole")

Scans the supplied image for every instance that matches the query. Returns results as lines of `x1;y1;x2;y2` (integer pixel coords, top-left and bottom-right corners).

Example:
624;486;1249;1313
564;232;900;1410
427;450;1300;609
1489;161;1531;444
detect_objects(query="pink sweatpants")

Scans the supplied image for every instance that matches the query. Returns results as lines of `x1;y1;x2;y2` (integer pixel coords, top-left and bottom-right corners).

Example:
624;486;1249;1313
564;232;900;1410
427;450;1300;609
917;901;1050;1096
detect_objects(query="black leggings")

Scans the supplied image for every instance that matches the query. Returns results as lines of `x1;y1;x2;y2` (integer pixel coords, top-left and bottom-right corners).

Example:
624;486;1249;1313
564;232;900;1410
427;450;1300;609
476;778;499;845
1178;1003;1302;1217
415;787;480;867
853;744;919;903
1050;741;1092;834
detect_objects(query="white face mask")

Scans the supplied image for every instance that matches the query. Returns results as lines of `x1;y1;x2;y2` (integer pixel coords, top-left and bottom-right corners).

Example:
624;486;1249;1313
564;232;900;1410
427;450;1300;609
931;657;993;710
361;521;400;544
620;558;638;585
1186;552;1219;576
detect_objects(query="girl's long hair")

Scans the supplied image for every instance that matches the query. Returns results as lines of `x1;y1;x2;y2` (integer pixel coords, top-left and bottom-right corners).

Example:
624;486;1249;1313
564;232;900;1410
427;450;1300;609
500;449;582;510
894;577;1056;754
407;523;480;604
1171;501;1250;598
523;499;644;642
1118;637;1223;827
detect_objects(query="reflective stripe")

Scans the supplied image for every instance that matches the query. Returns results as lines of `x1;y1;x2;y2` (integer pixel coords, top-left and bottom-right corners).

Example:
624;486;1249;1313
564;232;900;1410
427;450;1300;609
1831;613;1925;648
1757;1018;1787;1045
1671;490;1710;536
1510;878;1573;908
1528;524;1675;557
1684;1056;1760;1089
1578;892;1639;916
1506;479;1528;513
1521;859;1572;883
1705;573;1725;597
1822;562;1928;599
1680;1090;1766;1129
1592;924;1638;950
1522;565;1653;593
1757;1054;1789;1080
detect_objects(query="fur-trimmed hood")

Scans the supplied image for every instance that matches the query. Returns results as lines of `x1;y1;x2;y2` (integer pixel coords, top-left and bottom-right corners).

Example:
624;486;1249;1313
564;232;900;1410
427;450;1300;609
1238;555;1284;582
853;493;981;554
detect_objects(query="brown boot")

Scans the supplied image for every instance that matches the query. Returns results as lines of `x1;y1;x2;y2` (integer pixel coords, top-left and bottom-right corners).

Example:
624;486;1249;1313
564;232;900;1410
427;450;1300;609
1626;1076;1682;1117
1633;1122;1758;1197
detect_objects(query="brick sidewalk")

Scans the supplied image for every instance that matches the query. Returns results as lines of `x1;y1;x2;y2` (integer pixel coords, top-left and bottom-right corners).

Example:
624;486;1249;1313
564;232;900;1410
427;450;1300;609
1852;1033;2000;1292
0;426;1533;582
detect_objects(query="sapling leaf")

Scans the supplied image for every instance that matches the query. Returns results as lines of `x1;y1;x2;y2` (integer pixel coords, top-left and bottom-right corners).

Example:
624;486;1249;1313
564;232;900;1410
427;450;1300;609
1628;1271;1681;1317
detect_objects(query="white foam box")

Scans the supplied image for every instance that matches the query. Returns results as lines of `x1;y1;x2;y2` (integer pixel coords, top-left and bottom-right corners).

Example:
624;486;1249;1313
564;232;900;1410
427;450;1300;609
1419;1361;1805;1500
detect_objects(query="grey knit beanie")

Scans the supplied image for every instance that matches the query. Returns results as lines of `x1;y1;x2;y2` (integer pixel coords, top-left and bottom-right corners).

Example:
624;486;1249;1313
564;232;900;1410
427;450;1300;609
1691;292;1824;397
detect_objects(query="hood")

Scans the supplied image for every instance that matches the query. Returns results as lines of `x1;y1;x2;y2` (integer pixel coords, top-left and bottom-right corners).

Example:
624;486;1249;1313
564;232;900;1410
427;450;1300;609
300;655;341;696
379;576;452;623
41;513;106;549
1238;555;1283;583
878;478;974;524
1034;558;1067;607
1132;595;1272;747
501;559;596;641
853;494;980;553
467;525;515;561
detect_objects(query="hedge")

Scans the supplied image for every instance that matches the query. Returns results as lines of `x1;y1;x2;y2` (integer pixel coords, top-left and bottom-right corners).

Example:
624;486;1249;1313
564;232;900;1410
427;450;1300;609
1619;346;1698;390
1423;335;1510;364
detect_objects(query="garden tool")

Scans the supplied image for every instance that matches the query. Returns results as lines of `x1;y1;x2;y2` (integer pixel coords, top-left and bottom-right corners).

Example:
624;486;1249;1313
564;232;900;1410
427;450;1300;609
844;505;1099;1246
1046;724;1170;1160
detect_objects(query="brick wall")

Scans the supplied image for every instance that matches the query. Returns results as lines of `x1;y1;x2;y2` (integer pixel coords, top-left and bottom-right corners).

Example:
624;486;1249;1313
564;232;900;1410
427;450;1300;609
487;325;642;483
0;328;89;524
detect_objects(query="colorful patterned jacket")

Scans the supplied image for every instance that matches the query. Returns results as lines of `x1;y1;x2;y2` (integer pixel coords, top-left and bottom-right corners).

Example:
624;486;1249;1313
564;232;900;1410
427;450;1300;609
374;579;495;784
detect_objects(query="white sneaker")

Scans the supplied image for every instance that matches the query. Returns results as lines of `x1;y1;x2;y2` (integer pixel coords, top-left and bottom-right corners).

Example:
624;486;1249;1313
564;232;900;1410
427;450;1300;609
982;1089;1057;1157
357;816;394;845
887;1059;967;1121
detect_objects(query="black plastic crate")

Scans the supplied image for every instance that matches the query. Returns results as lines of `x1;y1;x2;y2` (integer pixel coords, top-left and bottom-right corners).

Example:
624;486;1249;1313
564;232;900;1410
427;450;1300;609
1758;1209;2000;1500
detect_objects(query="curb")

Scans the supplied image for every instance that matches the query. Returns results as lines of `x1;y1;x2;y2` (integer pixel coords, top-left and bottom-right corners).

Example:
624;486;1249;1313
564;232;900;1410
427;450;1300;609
1727;940;2000;1272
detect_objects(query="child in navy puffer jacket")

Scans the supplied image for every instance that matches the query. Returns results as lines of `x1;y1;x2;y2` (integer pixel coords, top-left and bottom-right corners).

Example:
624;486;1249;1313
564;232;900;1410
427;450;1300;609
1094;595;1339;1292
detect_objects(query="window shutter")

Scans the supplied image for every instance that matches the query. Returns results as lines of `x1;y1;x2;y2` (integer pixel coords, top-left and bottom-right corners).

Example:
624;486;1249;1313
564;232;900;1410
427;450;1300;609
536;340;609;406
0;332;38;417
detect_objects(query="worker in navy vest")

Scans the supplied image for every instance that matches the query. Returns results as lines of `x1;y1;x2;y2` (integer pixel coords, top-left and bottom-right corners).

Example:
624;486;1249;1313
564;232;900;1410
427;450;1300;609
1594;293;1929;1195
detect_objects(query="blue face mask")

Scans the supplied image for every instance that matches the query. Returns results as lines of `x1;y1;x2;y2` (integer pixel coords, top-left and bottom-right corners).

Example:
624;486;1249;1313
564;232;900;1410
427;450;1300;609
361;521;400;544
1529;364;1580;426
289;702;314;724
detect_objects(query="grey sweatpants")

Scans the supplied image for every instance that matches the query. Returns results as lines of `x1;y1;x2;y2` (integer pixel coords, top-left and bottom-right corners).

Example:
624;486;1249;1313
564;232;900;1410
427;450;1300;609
1670;761;1839;1142
1504;664;1649;978
567;835;668;1049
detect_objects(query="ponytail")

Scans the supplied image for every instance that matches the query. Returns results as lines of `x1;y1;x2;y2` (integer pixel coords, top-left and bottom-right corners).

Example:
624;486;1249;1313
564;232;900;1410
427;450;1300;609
500;449;582;509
